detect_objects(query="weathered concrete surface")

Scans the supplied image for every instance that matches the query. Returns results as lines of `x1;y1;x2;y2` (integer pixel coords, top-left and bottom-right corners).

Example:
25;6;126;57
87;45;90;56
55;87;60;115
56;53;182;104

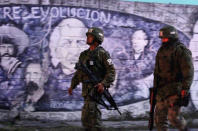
0;100;192;122
0;120;198;131
0;109;198;131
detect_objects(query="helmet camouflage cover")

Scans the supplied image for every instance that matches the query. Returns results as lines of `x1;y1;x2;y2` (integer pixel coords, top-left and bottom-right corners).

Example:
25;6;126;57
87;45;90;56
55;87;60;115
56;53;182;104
86;27;104;44
159;26;178;39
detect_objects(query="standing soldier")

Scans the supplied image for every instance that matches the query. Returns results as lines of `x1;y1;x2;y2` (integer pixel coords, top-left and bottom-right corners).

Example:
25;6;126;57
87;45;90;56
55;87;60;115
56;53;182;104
68;27;116;131
153;26;194;131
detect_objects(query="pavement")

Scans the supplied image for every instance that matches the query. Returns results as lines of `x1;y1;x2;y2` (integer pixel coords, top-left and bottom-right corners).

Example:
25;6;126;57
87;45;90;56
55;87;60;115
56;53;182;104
0;120;198;131
0;109;198;131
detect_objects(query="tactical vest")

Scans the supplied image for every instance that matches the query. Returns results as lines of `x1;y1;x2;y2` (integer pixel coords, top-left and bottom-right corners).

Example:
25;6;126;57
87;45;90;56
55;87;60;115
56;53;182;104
78;46;109;97
156;41;186;99
157;42;183;86
80;46;107;82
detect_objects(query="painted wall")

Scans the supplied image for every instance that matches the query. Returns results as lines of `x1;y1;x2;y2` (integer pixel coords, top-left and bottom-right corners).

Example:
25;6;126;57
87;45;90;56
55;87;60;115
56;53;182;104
123;0;198;5
0;0;197;120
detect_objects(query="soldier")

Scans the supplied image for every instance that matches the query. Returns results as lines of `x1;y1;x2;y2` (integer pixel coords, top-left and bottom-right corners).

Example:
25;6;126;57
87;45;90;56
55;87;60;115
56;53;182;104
153;26;194;131
68;27;116;131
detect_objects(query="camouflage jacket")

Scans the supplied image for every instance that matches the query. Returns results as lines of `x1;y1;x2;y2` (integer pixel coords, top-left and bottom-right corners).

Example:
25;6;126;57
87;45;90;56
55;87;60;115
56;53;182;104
70;46;116;97
154;40;194;99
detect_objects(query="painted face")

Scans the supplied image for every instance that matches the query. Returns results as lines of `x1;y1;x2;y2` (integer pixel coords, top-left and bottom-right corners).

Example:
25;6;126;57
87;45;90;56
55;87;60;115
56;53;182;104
49;18;88;75
131;30;148;54
0;43;15;57
58;37;87;74
25;63;42;85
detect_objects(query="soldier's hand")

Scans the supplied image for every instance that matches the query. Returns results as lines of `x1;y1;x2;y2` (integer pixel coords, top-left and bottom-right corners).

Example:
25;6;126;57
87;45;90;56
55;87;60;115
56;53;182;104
181;90;188;98
96;83;104;93
68;87;73;95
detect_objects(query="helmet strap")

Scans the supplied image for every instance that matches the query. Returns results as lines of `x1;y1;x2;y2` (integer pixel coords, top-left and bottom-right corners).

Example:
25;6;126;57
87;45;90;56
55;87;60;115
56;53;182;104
89;41;99;51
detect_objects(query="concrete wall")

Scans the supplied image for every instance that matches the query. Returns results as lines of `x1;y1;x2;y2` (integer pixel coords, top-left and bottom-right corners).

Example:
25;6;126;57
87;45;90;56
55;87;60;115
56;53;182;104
0;0;197;120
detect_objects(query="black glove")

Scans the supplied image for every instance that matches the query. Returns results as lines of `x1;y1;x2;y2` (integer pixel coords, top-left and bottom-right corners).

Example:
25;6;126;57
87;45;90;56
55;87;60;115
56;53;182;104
179;90;190;107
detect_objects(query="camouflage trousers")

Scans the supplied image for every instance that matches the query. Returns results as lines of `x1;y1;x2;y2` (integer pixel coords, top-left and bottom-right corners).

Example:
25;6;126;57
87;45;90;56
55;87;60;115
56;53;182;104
154;95;187;131
81;96;102;131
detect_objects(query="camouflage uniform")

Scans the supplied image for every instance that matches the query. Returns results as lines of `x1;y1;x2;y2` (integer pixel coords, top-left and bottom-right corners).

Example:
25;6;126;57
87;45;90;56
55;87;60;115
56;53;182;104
154;26;194;131
70;28;116;131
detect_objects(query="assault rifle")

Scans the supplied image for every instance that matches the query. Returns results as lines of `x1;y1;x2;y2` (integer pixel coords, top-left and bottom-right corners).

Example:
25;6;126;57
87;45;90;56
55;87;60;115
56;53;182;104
148;87;157;130
149;75;160;130
75;62;121;115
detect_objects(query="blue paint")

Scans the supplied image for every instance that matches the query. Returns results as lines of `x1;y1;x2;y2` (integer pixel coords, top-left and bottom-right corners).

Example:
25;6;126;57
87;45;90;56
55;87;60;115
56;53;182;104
0;5;191;111
121;0;198;5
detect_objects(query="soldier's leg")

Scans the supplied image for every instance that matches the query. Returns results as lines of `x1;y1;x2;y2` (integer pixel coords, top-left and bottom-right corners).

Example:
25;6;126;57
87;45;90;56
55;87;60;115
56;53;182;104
81;98;89;129
81;97;102;131
167;95;187;131
154;97;168;131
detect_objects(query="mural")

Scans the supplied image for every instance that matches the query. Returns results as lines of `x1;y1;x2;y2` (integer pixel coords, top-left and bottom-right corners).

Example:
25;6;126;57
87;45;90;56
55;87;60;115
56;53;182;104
189;20;198;110
0;5;193;114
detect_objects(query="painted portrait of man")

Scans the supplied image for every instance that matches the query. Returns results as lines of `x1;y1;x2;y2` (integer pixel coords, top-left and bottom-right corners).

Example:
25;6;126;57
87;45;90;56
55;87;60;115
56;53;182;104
47;18;89;110
130;30;149;60
0;25;29;79
23;62;46;112
0;25;29;118
129;29;155;76
112;29;155;104
49;18;88;75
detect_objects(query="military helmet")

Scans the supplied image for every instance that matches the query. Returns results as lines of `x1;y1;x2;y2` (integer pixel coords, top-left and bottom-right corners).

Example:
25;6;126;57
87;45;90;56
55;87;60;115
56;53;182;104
86;27;104;44
159;26;178;39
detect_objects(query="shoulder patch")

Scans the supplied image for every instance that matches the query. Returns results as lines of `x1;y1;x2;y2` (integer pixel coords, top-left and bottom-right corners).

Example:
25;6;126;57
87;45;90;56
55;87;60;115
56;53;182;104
107;59;113;65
